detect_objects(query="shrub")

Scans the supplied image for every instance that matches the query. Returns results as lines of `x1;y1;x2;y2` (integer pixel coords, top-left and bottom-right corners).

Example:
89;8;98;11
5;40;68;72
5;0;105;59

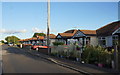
53;42;64;46
82;45;113;66
51;52;58;56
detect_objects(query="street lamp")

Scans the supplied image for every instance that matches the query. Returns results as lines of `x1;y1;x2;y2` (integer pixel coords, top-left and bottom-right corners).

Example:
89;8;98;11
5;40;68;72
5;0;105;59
47;0;50;55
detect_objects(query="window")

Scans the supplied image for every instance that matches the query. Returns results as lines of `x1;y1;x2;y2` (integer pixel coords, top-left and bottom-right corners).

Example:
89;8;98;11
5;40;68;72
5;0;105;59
112;35;118;45
98;37;106;46
86;37;90;45
102;40;106;45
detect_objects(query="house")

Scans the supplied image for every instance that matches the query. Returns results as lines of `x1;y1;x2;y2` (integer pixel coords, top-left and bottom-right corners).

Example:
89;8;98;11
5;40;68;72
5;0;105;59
56;29;98;46
19;34;56;46
56;29;77;45
96;21;120;48
49;34;56;46
19;21;120;48
56;21;120;48
96;21;120;71
19;36;45;46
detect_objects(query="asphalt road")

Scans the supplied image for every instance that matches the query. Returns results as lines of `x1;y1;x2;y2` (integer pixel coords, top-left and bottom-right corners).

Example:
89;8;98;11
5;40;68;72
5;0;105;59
2;45;80;73
0;45;2;75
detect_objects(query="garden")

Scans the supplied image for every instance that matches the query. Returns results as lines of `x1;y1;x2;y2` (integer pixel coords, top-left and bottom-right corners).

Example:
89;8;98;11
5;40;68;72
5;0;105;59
51;41;114;68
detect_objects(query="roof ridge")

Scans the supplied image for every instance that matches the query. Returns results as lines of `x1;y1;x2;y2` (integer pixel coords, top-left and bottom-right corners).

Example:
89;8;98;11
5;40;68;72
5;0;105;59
81;29;96;31
97;21;120;30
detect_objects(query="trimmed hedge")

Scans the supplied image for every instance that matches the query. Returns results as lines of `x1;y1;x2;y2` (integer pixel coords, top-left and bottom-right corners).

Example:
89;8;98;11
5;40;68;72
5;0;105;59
53;42;64;46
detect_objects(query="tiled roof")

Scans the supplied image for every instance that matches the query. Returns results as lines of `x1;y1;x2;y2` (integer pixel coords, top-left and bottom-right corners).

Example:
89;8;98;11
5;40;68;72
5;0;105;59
28;36;44;41
19;34;56;42
36;36;44;40
29;37;37;40
57;29;96;38
49;34;56;39
24;38;31;41
64;29;77;34
19;39;24;41
59;33;73;37
19;36;44;42
57;29;77;38
96;21;120;36
80;30;96;35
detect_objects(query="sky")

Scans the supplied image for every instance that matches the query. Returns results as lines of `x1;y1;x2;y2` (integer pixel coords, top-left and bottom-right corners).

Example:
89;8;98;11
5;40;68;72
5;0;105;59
0;1;119;40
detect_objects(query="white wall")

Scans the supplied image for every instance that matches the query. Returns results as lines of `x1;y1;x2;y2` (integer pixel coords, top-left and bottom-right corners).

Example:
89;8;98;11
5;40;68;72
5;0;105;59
67;39;77;45
32;41;35;44
50;39;56;46
106;36;113;47
90;36;98;46
57;39;66;44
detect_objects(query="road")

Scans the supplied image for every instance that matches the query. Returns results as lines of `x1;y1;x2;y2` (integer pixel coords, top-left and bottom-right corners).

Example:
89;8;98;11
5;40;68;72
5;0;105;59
0;45;2;75
2;45;80;74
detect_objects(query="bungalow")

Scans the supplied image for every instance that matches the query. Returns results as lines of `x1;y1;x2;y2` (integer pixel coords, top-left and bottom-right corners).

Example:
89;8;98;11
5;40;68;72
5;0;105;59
56;21;120;48
96;21;120;48
19;36;45;46
56;29;77;45
96;21;120;71
56;29;98;46
19;34;56;46
49;34;56;46
19;21;120;48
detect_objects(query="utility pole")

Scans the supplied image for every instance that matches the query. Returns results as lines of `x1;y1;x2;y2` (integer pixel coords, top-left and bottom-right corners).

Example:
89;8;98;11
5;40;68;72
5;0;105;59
47;0;50;55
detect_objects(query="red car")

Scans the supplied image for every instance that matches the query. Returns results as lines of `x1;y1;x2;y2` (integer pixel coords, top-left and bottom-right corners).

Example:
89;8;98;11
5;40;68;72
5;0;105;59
31;43;48;50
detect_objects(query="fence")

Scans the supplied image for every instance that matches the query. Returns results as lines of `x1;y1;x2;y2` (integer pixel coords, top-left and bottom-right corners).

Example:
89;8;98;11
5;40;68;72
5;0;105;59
51;45;82;61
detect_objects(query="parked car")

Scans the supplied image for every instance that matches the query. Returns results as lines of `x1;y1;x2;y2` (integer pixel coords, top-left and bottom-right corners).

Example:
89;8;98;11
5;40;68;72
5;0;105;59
8;43;13;46
31;43;48;50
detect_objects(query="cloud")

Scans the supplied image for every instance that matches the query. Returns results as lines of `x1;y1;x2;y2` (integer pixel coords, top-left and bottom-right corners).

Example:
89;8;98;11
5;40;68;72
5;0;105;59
32;28;46;33
19;29;27;33
0;29;27;34
32;27;56;33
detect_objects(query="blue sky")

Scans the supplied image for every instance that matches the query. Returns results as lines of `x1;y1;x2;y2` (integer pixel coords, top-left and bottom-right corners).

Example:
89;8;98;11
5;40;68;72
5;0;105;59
1;2;118;40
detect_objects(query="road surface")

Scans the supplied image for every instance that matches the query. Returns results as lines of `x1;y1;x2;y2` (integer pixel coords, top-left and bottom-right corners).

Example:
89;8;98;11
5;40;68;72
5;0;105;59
0;45;2;75
2;45;80;74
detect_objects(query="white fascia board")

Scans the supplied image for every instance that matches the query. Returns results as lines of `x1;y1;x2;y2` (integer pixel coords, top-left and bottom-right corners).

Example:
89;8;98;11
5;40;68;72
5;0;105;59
112;27;120;35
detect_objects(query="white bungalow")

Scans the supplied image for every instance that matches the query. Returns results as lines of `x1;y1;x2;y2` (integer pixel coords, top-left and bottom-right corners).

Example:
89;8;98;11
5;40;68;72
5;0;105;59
96;21;120;48
19;36;45;46
19;34;56;46
56;29;98;46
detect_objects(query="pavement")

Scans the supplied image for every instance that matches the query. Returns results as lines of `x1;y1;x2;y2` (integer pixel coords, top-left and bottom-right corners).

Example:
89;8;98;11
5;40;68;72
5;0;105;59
19;47;120;75
0;45;2;75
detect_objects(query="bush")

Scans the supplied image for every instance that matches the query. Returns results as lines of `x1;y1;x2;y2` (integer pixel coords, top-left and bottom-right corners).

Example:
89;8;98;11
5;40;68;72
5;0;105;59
51;52;58;56
53;42;64;46
82;45;113;67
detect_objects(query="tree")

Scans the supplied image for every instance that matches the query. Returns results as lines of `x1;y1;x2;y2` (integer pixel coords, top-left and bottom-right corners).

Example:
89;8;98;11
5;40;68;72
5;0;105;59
0;40;5;43
5;36;20;44
33;33;46;37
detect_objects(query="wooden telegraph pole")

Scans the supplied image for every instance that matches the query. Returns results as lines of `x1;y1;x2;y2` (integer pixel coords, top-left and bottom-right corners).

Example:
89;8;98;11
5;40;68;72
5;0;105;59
47;0;50;55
